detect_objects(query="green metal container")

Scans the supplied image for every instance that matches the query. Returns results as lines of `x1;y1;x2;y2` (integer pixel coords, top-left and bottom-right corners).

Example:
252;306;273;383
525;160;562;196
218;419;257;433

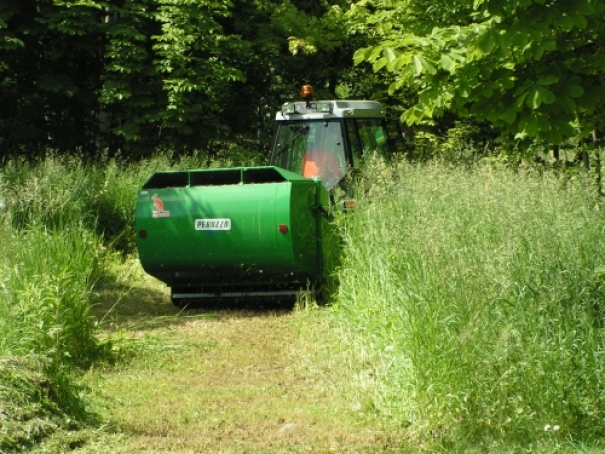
136;166;331;303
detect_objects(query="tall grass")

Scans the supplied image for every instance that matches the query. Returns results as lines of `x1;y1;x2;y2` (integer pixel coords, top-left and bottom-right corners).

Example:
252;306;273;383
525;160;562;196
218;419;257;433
0;223;103;364
0;152;235;449
335;157;605;447
0;151;263;403
0;161;113;431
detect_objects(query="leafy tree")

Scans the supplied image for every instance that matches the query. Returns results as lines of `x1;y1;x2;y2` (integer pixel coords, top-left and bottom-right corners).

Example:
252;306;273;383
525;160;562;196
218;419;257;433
99;0;250;156
0;0;368;159
97;0;160;152
210;0;361;153
98;0;356;156
0;0;106;158
351;0;605;150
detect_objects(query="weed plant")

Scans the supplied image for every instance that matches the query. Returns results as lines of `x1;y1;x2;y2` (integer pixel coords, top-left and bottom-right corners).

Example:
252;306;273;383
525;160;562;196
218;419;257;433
335;156;605;448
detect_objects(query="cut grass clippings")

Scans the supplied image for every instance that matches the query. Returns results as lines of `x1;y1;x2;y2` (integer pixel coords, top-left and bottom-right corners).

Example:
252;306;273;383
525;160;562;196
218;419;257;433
81;300;405;454
0;356;85;453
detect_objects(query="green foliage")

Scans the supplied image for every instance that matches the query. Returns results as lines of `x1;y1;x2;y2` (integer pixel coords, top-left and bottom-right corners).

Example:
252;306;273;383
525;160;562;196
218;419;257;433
153;0;246;131
0;156;125;450
0;225;104;365
351;0;605;146
336;156;605;447
0;0;365;158
271;1;346;55
0;160;110;449
98;0;253;153
0;163;110;367
0;0;105;156
99;0;161;151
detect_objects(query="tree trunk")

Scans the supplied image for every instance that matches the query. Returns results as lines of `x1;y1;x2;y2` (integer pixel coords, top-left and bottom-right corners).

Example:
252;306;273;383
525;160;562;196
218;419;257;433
576;112;589;171
594;128;605;197
96;6;112;153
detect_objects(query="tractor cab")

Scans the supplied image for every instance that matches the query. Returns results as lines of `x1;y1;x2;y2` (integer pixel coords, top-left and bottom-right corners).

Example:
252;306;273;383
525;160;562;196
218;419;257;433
270;85;389;191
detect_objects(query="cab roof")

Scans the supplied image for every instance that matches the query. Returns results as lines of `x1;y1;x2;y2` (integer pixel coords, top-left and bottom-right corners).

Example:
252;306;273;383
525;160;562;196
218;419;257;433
276;100;386;121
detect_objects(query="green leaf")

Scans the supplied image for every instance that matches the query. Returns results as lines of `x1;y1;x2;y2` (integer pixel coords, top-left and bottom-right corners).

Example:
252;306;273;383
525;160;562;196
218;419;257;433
501;106;517;125
387;81;398;96
536;86;555;104
436;27;459;41
384;48;397;62
514;80;533;97
526;88;542;109
515;92;529;110
391;54;412;71
523;113;539;135
559;121;576;137
368;46;383;62
555;14;574;32
575;1;594;15
353;48;369;65
373;56;388;72
440;54;456;73
420;56;437;74
545;128;563;144
571;12;588;29
558;95;576;114
537;75;558;86
413;55;424;75
448;50;466;63
537;114;550;132
403;105;428;125
567;85;584;98
478;33;495;54
543;40;557;52
458;82;472;98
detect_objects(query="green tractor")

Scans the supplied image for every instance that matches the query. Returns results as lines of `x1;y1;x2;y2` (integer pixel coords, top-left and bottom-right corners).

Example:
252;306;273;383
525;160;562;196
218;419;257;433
136;86;394;305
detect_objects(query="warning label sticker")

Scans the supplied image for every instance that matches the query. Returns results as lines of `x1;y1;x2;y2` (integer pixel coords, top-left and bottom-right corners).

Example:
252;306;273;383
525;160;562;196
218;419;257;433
195;218;231;231
152;194;170;218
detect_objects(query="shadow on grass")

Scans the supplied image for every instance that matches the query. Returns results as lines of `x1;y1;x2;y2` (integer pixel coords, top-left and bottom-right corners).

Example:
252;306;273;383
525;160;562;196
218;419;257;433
90;281;297;333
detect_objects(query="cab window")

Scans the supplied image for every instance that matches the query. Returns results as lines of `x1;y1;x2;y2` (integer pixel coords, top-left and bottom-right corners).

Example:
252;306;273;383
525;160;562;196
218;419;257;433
345;118;388;166
272;120;346;191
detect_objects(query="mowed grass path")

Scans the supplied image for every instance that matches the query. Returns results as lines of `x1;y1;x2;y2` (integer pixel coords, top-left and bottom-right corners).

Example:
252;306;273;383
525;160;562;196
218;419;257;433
81;280;403;454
